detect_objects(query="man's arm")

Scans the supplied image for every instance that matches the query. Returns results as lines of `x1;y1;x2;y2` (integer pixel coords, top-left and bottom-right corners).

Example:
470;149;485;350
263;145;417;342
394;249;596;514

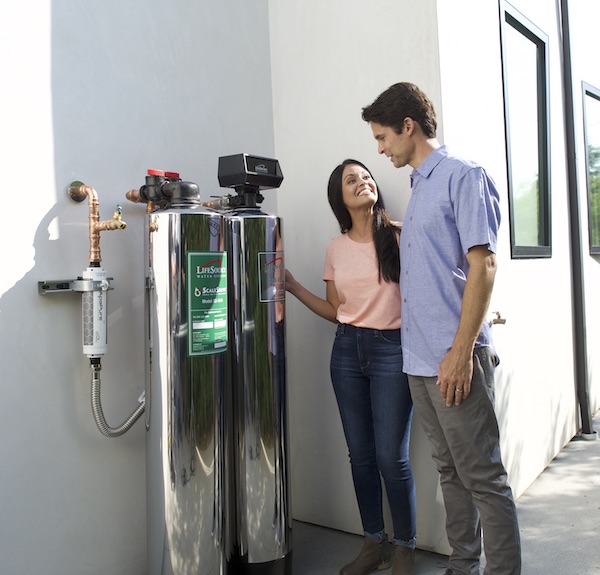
437;244;497;406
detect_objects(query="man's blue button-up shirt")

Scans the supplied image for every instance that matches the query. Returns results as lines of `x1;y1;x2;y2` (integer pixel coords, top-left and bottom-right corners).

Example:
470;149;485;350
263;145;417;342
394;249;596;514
400;145;501;377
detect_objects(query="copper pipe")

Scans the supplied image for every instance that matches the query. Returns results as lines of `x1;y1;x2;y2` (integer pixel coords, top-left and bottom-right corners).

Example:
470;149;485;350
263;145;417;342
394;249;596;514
201;196;231;211
126;188;159;230
126;188;158;213
69;182;127;264
125;189;144;203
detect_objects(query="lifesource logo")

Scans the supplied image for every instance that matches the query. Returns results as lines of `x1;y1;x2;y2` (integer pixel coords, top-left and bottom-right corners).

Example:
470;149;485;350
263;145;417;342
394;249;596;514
195;259;226;275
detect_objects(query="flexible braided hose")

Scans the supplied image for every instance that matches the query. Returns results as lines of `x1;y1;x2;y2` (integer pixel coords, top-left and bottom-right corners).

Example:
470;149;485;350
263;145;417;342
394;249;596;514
90;364;145;438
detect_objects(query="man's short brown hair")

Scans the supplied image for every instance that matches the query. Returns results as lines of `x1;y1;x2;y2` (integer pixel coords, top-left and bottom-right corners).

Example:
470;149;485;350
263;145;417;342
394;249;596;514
362;82;437;138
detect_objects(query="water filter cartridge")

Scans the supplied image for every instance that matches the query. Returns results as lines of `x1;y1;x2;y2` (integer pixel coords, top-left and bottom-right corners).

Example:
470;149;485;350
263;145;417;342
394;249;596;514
82;266;108;357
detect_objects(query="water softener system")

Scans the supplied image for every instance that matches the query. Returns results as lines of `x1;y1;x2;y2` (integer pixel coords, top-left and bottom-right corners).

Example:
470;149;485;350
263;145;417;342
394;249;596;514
130;155;291;575
215;155;292;575
39;154;291;575
127;171;229;575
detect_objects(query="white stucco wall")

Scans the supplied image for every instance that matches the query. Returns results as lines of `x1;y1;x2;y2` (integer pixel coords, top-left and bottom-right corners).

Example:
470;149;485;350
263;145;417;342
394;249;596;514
269;0;451;553
0;1;274;574
436;0;600;496
436;0;580;497
271;0;600;555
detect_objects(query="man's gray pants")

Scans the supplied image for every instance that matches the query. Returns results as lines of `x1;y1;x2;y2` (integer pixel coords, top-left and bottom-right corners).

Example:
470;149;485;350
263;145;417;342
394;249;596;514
408;347;521;575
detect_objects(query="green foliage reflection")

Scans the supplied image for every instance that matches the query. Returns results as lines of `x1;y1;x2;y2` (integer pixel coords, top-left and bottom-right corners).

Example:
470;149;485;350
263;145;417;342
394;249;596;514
514;177;540;246
588;144;600;249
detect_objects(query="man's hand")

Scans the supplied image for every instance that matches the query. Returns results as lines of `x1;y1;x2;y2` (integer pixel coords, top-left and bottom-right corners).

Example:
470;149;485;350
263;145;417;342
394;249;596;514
436;245;496;407
437;347;474;407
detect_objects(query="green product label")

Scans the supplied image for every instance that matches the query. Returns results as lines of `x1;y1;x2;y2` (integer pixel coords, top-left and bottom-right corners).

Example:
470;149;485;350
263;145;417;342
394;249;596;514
187;252;228;356
258;251;285;303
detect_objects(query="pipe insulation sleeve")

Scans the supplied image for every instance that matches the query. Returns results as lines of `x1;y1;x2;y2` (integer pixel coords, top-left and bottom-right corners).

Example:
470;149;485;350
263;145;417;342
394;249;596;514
91;365;145;438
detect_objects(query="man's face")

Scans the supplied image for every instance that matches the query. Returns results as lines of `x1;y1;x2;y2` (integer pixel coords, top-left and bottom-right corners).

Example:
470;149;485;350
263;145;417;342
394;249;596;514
370;121;410;169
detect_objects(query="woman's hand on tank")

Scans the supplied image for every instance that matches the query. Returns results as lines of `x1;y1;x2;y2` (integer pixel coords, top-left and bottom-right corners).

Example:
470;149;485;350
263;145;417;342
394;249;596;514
284;269;296;293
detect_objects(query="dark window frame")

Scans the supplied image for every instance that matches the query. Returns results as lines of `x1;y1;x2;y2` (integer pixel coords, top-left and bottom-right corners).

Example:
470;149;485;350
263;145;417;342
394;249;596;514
582;82;600;255
500;1;551;258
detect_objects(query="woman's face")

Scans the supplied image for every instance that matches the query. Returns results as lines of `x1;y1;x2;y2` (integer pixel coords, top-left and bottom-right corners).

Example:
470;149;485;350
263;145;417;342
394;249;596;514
341;164;378;211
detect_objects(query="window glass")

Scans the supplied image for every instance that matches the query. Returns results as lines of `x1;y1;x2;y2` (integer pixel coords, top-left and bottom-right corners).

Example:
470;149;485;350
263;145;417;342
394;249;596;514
501;5;551;258
583;84;600;254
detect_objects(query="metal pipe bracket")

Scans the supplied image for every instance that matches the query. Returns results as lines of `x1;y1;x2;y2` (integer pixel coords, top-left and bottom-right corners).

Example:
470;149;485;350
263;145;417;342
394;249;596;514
38;278;113;295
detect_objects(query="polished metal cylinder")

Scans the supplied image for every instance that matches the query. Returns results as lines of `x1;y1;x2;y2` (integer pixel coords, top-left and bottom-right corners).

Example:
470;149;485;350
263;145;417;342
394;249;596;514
146;206;229;575
224;210;292;574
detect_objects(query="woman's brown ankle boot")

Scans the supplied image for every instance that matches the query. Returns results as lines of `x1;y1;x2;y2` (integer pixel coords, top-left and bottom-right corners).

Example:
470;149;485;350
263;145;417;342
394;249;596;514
392;545;415;575
339;536;393;575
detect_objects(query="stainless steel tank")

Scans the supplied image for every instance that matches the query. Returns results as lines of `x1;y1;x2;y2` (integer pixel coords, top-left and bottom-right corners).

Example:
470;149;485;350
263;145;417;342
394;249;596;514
215;153;291;574
144;177;229;575
225;208;291;575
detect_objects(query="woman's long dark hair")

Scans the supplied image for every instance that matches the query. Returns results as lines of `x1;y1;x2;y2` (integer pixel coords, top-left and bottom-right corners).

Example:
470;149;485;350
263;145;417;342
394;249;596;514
327;159;400;283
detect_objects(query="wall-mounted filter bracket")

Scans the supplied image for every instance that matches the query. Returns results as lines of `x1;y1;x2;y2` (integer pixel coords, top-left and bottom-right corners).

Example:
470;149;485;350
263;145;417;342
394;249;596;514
38;278;113;295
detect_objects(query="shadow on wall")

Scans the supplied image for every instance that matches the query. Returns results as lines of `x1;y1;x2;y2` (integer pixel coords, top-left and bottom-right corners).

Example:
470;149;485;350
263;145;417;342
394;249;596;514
0;193;146;572
0;202;87;565
0;201;91;434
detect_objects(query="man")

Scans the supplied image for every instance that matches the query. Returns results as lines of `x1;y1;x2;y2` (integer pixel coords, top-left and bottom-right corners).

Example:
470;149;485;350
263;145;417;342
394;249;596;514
362;82;521;575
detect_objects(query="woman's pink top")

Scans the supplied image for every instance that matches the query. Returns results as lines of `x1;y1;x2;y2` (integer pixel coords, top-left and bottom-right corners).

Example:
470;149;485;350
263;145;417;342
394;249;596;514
323;234;401;330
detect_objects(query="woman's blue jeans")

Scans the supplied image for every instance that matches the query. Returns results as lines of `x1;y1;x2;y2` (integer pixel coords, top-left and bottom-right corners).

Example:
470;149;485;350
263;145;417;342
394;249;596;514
330;323;416;547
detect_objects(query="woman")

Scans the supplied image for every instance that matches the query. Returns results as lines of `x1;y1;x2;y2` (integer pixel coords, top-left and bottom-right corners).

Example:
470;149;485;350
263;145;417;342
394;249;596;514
286;159;416;575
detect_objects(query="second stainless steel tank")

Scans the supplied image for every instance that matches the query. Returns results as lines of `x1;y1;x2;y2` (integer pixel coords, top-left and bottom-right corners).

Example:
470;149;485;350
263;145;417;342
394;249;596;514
217;154;292;574
225;208;291;574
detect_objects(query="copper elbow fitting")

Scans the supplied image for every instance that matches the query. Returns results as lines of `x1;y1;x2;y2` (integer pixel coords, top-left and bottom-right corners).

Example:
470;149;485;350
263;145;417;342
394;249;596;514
69;181;126;264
